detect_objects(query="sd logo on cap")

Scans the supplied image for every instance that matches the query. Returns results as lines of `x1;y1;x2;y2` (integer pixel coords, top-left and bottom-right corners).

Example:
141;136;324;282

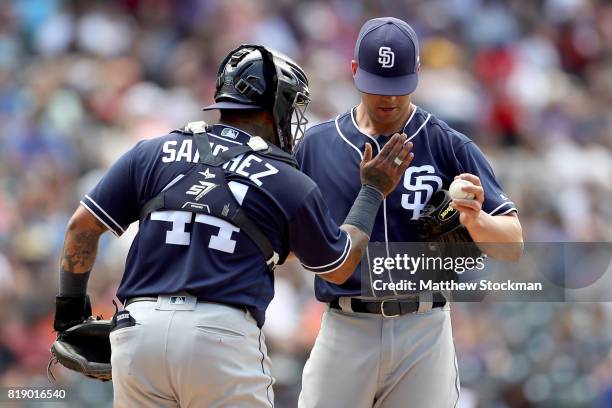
353;17;420;96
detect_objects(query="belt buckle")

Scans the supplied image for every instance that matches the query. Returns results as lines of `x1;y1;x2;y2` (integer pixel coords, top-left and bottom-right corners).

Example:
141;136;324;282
380;300;400;318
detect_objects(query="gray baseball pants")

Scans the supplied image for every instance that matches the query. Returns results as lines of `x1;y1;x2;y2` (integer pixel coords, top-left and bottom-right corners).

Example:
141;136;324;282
298;301;459;408
110;295;274;408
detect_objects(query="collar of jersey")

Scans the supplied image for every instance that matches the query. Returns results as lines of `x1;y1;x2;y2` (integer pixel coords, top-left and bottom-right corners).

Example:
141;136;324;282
337;104;424;153
348;104;422;142
209;124;253;145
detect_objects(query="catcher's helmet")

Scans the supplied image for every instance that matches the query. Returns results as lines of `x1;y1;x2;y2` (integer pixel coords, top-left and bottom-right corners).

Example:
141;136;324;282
203;44;310;153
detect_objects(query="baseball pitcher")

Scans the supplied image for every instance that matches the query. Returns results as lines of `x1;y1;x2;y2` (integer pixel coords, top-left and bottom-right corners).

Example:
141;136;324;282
296;18;523;408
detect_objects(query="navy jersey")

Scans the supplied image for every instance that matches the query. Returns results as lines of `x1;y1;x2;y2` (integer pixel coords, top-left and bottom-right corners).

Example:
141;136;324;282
81;124;350;326
295;105;517;302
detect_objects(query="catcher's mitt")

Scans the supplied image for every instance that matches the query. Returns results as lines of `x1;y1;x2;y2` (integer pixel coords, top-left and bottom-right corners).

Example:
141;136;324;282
49;318;112;382
417;189;481;259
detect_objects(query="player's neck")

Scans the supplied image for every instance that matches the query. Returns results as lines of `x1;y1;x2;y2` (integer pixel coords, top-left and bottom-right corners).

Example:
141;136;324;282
355;103;414;137
218;113;276;144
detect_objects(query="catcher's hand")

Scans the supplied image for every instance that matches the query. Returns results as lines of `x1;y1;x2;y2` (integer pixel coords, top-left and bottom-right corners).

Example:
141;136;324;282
49;295;115;382
53;295;92;332
49;318;112;382
361;134;414;197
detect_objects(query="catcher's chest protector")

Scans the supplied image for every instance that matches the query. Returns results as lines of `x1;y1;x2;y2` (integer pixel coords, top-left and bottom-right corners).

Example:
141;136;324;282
140;123;297;270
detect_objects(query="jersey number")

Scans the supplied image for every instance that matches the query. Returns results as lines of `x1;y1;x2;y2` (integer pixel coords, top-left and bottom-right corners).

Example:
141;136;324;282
150;211;240;254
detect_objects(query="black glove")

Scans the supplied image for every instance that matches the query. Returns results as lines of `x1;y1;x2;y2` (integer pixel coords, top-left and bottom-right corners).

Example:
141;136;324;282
49;318;112;381
53;295;92;332
417;189;481;259
49;297;130;382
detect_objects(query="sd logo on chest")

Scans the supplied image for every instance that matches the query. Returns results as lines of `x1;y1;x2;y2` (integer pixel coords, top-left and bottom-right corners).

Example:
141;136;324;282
400;165;443;219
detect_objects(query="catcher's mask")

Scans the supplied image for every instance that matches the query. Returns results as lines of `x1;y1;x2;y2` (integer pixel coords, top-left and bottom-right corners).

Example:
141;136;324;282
203;44;310;154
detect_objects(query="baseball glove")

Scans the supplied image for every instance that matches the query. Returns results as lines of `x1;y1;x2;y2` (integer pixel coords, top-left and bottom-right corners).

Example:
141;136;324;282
49;318;112;382
417;189;481;258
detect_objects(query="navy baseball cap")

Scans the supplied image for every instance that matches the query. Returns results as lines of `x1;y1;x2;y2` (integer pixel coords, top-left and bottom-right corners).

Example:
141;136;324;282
354;17;420;96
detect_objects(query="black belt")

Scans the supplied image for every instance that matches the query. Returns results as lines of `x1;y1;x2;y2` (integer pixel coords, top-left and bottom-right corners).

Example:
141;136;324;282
330;294;446;317
124;297;158;307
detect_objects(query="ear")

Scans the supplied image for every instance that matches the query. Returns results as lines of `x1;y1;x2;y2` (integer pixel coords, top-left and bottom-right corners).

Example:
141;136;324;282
351;60;358;77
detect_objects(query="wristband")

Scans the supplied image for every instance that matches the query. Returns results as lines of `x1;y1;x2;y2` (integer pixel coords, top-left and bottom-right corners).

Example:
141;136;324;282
59;269;91;296
343;185;384;237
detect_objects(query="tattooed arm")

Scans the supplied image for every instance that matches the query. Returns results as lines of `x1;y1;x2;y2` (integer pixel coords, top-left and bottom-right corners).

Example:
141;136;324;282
62;205;108;273
54;206;109;331
58;206;108;295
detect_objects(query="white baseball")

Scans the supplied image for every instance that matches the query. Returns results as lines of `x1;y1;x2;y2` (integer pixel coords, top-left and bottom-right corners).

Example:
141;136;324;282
449;179;475;200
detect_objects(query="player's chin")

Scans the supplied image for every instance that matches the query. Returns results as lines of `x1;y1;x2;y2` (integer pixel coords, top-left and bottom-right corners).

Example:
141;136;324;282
375;108;401;123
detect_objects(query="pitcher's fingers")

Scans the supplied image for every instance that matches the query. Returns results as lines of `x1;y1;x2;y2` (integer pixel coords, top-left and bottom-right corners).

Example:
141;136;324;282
462;184;484;202
457;173;482;186
451;198;481;213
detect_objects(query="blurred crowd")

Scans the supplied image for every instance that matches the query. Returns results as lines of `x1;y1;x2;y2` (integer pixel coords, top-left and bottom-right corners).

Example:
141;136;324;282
0;0;611;407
